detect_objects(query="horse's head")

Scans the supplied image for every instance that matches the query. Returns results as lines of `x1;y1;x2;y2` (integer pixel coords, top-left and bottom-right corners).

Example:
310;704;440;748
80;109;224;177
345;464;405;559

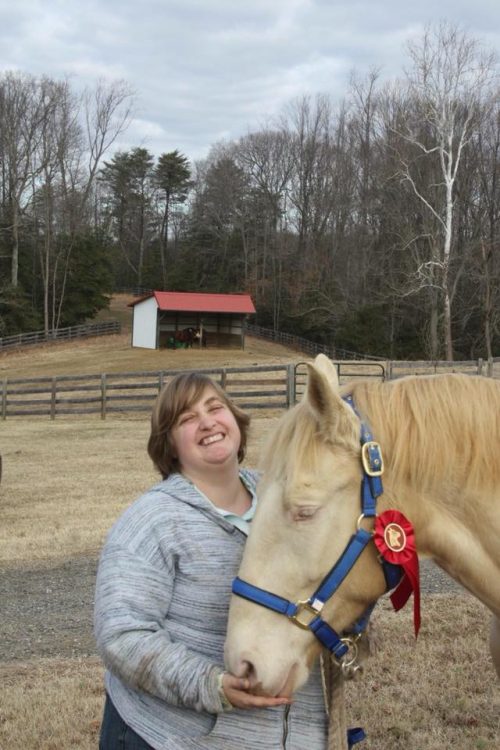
225;354;387;697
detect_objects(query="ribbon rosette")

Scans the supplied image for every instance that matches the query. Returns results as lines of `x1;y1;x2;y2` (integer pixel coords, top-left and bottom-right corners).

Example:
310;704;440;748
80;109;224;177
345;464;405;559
374;509;421;636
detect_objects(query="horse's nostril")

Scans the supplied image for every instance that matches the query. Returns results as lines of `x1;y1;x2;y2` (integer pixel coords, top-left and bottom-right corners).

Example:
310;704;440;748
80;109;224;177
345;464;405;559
241;659;254;678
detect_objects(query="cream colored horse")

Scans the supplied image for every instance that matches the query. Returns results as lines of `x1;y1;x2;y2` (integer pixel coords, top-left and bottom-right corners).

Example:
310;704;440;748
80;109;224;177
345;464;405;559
225;354;500;701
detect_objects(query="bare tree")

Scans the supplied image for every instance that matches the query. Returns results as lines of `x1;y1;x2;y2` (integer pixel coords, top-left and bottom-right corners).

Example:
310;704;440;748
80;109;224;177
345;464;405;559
283;94;336;259
0;72;57;288
469;93;500;358
393;21;497;359
234;128;294;312
28;76;134;332
54;79;134;327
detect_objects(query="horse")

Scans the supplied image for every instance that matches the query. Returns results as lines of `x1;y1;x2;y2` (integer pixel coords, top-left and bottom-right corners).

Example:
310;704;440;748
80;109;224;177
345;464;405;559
225;353;500;708
173;327;201;348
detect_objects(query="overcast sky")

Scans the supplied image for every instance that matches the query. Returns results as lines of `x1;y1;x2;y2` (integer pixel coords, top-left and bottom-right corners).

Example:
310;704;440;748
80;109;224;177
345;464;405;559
1;1;499;164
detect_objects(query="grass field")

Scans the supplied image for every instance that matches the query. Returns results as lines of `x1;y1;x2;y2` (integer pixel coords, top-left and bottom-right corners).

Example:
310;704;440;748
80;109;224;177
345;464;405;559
0;310;498;749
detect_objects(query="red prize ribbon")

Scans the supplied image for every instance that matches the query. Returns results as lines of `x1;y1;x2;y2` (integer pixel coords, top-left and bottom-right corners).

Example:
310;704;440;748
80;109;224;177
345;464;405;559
374;510;421;636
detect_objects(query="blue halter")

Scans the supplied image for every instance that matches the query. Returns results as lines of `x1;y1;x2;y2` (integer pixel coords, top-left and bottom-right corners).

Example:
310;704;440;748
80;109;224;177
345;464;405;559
232;395;403;661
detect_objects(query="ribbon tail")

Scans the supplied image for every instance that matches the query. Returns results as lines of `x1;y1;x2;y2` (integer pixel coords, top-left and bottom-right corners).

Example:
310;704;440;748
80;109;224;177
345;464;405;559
390;564;421;637
390;574;412;611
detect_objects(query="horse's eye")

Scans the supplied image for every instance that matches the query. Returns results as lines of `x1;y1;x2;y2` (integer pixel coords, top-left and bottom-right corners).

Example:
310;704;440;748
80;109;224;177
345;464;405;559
293;505;319;521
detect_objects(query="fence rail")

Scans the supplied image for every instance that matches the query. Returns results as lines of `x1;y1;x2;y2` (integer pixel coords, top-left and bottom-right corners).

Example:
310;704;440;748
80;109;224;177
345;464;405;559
1;364;296;419
3;354;500;421
387;357;500;378
244;323;385;361
0;320;121;351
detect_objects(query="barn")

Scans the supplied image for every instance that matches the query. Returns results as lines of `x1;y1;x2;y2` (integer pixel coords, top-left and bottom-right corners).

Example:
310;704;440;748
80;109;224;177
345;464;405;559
129;291;256;350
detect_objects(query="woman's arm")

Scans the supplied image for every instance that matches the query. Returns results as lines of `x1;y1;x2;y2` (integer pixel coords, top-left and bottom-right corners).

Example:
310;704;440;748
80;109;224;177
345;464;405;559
94;543;224;713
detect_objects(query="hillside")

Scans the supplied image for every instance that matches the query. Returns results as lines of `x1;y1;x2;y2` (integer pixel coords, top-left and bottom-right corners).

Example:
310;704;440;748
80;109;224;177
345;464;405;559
0;295;303;380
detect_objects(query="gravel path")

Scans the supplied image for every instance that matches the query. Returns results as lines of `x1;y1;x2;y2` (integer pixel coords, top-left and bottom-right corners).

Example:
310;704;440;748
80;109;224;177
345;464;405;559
0;556;463;663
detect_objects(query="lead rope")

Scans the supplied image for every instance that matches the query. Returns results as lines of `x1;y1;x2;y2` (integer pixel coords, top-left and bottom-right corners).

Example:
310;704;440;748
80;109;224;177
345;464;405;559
321;628;371;750
321;651;348;750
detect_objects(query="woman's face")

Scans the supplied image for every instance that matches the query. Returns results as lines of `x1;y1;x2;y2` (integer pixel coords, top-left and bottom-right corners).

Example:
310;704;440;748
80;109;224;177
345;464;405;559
171;386;242;477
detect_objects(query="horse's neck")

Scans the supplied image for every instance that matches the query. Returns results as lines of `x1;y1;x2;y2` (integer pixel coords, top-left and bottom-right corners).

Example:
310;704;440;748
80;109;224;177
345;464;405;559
381;479;500;617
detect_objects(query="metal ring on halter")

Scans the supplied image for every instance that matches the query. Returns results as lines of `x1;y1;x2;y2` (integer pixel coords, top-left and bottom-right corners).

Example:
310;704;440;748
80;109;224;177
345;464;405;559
339;635;360;669
356;513;373;532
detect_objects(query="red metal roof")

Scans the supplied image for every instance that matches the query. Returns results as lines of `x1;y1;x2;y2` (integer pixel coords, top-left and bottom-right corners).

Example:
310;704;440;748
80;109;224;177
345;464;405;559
129;291;256;314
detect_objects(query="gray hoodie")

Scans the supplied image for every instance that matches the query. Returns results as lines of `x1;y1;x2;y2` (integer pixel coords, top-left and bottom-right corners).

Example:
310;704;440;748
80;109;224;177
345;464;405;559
94;470;328;749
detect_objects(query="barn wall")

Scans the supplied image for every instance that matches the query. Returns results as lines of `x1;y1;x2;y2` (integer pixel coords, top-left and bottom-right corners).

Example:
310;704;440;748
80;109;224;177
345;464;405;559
131;297;158;349
202;315;244;348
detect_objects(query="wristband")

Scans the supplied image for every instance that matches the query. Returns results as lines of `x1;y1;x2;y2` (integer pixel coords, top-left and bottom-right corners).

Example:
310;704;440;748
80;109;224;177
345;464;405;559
217;671;234;711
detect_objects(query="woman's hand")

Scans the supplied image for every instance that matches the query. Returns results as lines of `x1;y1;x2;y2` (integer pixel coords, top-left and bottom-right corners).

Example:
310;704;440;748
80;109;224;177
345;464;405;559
221;672;293;710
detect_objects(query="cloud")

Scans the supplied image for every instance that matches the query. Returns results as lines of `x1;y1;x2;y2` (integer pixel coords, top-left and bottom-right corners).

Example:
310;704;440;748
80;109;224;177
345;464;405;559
1;1;499;162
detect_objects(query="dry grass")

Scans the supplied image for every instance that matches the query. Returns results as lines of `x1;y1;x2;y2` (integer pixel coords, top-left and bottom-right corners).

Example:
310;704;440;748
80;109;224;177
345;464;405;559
0;658;104;750
0;599;497;750
345;596;499;749
0;332;302;380
0;416;278;565
0;419;154;564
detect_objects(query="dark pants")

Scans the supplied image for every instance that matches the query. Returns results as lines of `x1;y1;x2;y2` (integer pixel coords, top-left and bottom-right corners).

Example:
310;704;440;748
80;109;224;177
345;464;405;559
99;694;155;750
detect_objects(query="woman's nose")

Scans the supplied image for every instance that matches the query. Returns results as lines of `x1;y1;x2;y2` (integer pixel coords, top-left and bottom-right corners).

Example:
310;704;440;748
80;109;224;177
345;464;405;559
199;412;216;429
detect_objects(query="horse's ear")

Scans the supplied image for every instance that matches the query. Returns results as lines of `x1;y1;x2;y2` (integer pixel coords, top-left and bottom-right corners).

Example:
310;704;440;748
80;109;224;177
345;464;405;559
312;353;340;390
305;358;357;444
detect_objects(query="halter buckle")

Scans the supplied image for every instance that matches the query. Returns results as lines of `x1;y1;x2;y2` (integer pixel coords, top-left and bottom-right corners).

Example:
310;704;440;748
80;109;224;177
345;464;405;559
361;441;384;477
289;599;323;630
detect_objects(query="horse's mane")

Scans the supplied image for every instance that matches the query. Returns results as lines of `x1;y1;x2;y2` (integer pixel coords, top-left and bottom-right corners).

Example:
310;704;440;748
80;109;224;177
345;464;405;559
261;374;500;494
260;401;328;483
348;373;500;491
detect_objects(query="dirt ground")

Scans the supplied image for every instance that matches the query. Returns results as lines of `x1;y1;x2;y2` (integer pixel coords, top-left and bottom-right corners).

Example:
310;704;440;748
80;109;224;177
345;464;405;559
0;554;462;664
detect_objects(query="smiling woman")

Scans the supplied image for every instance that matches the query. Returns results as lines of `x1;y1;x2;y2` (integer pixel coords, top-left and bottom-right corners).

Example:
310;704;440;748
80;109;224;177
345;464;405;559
94;371;332;750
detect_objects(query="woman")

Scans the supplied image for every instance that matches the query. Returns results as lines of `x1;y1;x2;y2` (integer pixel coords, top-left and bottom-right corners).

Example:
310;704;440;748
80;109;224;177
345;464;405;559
94;371;329;749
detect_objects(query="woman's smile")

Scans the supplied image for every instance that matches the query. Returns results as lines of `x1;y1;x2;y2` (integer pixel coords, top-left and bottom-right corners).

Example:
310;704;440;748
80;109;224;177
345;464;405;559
200;432;225;446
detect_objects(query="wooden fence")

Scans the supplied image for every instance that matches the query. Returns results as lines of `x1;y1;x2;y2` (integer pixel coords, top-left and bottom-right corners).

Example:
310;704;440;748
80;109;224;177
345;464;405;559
1;365;296;419
244;323;385;361
3;356;500;420
1;361;391;420
387;357;500;378
0;320;121;351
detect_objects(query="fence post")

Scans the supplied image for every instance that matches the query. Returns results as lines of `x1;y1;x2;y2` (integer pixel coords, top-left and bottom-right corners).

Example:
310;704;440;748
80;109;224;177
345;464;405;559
286;364;296;407
487;358;494;377
101;374;107;419
220;369;227;389
50;378;57;419
1;379;7;420
477;358;483;375
159;371;165;391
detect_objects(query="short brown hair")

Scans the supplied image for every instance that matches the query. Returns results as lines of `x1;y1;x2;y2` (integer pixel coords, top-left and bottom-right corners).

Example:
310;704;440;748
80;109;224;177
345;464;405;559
147;371;250;479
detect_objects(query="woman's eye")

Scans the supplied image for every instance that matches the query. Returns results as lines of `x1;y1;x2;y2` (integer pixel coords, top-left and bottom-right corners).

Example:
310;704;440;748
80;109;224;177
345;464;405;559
178;414;195;425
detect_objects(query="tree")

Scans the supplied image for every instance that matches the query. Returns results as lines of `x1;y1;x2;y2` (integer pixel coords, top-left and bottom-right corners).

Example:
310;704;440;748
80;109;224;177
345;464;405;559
0;72;57;288
56;232;113;326
154;150;191;288
393;22;497;359
100;147;155;287
234;128;294;314
0;73;134;332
